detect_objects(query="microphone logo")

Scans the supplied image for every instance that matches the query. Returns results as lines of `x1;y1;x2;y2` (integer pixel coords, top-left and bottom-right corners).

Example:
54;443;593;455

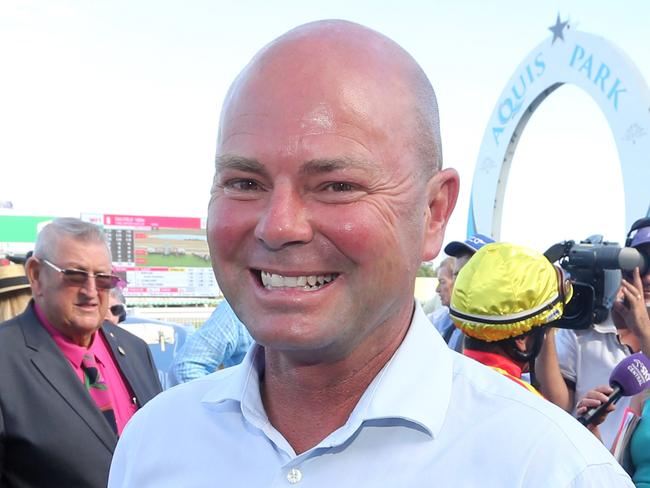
628;358;650;387
578;352;650;426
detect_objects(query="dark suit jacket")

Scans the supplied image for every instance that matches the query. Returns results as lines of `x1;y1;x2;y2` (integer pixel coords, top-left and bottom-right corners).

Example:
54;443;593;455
0;303;162;488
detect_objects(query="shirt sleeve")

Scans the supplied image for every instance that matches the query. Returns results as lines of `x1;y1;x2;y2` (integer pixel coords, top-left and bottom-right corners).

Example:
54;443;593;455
171;301;248;383
428;307;449;335
224;317;253;368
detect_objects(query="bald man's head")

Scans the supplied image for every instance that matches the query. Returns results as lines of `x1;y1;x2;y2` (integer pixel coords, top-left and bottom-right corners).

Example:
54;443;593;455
217;19;442;180
208;19;459;362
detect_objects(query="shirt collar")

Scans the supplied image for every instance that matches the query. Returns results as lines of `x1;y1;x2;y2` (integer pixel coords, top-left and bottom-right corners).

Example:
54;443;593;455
592;313;618;334
463;349;524;378
353;304;452;438
201;303;453;441
201;341;265;411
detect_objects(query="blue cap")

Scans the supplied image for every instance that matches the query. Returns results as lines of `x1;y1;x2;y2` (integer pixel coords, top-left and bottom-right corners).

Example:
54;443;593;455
444;233;495;257
631;226;650;248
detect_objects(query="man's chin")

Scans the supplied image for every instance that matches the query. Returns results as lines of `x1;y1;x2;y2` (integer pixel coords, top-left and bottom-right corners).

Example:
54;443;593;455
252;326;345;358
71;317;103;334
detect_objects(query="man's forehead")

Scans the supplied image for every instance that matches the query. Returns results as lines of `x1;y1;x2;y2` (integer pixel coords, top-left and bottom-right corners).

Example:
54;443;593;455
438;266;453;277
217;82;414;173
219;82;379;144
54;236;110;264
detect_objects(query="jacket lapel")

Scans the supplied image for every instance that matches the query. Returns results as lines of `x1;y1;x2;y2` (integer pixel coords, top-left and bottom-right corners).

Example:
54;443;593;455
20;306;117;452
102;322;144;406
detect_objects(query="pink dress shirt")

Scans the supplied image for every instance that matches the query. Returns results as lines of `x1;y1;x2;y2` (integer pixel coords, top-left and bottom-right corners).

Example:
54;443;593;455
34;304;137;435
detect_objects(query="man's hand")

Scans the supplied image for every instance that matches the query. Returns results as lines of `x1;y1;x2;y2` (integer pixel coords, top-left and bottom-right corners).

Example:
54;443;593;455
612;268;650;352
575;385;616;442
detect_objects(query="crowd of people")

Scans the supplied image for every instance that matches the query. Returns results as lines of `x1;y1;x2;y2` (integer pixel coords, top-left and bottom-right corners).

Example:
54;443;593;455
0;18;647;487
429;227;650;485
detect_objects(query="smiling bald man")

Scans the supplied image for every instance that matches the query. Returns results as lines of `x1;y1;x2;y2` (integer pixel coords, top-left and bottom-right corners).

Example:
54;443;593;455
110;20;632;487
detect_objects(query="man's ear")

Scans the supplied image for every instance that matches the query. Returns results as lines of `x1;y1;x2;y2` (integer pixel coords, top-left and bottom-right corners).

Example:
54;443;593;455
422;168;459;261
25;257;42;298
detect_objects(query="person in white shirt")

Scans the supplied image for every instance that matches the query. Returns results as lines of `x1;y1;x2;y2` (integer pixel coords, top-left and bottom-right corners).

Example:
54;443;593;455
109;19;632;487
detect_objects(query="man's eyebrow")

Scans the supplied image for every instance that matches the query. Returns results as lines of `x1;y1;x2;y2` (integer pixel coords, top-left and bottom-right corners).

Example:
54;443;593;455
215;155;269;178
299;158;375;176
62;262;111;273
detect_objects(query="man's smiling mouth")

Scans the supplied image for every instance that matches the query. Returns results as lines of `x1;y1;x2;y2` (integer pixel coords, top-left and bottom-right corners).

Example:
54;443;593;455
258;270;339;291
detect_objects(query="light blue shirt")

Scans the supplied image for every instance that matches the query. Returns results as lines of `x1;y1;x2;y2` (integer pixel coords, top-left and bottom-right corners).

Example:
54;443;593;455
428;306;464;353
170;300;253;383
110;305;632;487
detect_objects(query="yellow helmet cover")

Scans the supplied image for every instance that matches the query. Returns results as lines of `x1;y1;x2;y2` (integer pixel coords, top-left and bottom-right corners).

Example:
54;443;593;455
449;242;573;342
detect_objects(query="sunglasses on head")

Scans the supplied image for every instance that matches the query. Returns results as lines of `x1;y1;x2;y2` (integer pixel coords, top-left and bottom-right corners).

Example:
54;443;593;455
41;259;121;290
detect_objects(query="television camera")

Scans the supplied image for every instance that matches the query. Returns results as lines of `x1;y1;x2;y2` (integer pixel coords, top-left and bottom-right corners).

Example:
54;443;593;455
544;219;650;329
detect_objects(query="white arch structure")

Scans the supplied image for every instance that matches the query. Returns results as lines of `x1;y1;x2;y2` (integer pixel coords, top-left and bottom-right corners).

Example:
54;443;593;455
468;22;650;239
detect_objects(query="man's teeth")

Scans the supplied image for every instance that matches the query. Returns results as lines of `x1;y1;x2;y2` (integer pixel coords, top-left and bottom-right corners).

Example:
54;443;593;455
260;271;336;290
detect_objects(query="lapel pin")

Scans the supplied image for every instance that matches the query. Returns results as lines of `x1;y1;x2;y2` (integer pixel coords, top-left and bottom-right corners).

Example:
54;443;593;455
118;346;126;356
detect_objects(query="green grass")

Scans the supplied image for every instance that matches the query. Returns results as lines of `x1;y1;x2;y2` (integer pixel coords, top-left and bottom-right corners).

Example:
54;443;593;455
142;253;211;267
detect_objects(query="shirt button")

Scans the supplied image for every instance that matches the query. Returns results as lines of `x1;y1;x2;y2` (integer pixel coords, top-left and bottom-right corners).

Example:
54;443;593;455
287;468;302;484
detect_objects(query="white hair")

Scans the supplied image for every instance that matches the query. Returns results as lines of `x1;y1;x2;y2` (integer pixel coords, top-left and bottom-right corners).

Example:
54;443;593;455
34;218;109;260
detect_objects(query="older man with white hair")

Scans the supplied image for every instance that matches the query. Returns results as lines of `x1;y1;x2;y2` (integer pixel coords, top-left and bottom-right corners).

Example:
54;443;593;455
0;217;162;487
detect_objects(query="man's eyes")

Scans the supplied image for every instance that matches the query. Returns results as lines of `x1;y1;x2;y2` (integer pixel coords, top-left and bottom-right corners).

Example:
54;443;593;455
217;177;364;203
321;182;356;192
224;179;263;191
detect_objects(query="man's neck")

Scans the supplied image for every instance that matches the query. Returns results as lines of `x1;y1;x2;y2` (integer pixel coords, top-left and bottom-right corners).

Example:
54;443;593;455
261;316;411;455
618;328;641;353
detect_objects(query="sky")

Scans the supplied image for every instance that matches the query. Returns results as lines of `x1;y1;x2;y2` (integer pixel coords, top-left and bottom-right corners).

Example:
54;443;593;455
1;0;649;263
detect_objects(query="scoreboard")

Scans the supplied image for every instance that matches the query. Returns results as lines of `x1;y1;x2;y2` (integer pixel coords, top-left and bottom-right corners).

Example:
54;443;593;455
82;213;220;298
106;228;135;264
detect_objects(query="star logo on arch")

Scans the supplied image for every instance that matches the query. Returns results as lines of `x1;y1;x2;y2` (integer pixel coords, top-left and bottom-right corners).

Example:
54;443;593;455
548;14;569;44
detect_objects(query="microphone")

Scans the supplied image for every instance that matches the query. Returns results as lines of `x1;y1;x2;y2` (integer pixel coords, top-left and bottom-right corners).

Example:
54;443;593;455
569;245;647;273
617;248;647;273
578;353;650;426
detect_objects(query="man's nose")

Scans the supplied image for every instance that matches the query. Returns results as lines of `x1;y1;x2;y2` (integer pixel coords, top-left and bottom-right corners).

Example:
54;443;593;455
254;185;313;250
79;275;100;297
